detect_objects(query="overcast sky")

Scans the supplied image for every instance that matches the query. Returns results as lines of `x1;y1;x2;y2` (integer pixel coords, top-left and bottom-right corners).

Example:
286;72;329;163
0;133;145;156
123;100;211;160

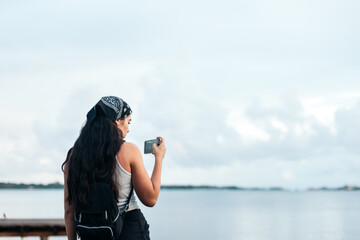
1;0;359;189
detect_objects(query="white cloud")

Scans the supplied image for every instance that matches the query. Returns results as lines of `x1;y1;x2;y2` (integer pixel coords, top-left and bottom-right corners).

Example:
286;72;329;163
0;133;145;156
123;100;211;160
293;123;316;137
0;137;15;156
301;97;338;134
282;169;295;181
39;158;53;166
270;118;288;137
227;110;271;143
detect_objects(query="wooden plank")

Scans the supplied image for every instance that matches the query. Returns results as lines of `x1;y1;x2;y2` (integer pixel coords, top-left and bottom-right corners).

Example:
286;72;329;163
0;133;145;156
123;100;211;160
0;219;66;237
0;219;64;226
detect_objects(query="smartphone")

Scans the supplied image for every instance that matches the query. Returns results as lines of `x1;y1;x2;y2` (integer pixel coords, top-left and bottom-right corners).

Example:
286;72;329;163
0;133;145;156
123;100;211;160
144;138;161;154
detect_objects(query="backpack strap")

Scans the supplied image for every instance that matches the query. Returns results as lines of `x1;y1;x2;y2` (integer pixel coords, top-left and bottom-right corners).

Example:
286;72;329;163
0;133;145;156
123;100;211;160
124;185;133;213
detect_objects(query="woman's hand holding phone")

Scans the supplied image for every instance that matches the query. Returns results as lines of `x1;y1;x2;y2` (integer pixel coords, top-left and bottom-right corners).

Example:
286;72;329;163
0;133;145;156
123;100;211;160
152;137;166;161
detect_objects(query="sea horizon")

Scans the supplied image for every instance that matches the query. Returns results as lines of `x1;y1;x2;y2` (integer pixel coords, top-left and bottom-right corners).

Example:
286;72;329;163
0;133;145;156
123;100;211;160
0;181;359;192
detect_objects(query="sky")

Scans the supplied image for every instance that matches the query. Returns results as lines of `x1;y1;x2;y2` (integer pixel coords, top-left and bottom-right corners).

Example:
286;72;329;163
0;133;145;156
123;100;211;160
0;0;359;190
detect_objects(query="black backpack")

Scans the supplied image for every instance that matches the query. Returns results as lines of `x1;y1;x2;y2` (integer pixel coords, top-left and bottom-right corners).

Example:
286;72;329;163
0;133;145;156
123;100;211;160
74;182;133;240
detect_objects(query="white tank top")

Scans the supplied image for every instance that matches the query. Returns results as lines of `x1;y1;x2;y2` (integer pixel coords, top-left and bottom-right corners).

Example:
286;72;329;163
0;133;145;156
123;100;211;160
116;160;139;212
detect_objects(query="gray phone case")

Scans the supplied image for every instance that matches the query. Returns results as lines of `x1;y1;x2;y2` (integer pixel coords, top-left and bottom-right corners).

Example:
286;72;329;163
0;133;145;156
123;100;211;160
144;139;161;154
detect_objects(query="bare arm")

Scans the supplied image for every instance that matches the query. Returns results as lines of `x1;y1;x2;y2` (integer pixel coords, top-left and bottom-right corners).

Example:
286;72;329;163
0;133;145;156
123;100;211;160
64;163;77;240
118;137;166;207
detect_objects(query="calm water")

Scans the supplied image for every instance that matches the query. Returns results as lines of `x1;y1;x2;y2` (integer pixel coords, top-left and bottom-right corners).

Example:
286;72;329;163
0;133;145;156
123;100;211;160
0;189;359;240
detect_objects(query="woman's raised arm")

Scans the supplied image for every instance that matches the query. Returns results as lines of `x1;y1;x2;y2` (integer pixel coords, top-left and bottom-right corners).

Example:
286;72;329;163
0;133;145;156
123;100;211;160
117;137;166;207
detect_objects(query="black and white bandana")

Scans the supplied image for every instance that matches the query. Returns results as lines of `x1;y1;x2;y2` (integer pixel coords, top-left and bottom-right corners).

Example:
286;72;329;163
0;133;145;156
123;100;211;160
86;96;132;123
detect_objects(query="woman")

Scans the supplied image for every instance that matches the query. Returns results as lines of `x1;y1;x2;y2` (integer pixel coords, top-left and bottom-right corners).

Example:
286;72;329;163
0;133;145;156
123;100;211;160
62;96;166;240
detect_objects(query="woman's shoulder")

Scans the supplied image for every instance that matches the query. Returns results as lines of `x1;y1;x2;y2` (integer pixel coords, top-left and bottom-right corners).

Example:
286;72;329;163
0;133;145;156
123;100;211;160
119;141;142;159
121;141;141;151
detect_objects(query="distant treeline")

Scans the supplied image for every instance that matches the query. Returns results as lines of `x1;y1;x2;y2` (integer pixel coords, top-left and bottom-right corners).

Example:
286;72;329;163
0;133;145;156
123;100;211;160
160;185;285;191
308;185;360;191
0;182;359;191
0;182;63;189
0;182;284;190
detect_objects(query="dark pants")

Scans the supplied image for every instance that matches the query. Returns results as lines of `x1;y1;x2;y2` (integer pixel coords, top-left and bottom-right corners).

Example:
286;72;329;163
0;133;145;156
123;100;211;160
119;209;150;240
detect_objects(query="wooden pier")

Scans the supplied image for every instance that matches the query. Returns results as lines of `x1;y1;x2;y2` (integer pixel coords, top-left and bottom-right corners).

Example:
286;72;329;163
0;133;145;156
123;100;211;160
0;219;66;240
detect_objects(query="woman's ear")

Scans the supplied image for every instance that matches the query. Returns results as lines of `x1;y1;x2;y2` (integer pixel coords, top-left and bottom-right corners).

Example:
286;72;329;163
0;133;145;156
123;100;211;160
115;119;121;128
115;119;124;128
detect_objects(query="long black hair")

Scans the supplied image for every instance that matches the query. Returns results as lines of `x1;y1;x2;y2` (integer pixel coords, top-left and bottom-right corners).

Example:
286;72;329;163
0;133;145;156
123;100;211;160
62;108;123;206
